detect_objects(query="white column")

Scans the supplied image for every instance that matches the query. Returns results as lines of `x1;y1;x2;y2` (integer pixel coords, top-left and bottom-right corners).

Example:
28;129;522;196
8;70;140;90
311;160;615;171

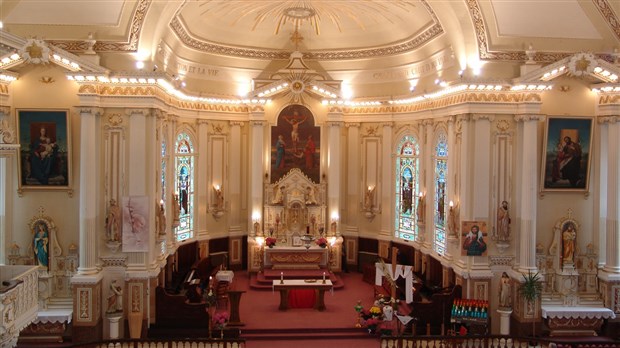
327;112;342;234
380;122;393;236
421;119;433;249
0;157;6;264
229;121;243;232
602;117;620;274
471;115;493;219
515;115;542;273
126;108;149;268
78;108;101;275
196;120;209;239
249;119;265;236
166;116;178;252
345;123;360;228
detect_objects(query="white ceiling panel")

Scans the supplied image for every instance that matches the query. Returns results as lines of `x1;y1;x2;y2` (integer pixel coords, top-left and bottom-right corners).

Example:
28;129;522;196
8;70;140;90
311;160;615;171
3;0;125;26
491;0;601;39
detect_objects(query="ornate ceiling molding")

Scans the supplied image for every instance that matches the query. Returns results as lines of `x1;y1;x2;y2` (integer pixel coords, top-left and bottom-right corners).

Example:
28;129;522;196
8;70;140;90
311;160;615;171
467;0;571;63
170;1;444;61
593;0;620;42
47;0;151;52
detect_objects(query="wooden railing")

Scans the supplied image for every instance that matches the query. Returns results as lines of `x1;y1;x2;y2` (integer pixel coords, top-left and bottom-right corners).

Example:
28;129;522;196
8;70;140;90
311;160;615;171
380;335;620;348
72;338;246;348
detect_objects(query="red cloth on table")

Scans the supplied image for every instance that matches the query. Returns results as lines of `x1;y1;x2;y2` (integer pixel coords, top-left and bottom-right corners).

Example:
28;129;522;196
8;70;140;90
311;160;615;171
288;289;316;308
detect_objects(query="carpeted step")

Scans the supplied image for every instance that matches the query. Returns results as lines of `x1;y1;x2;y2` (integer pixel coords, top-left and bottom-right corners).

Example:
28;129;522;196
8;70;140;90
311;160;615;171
242;327;377;341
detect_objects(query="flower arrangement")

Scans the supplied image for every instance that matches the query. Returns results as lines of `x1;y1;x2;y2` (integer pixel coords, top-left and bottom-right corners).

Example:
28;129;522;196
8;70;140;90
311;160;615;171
265;237;277;247
364;317;380;333
316;237;328;248
369;306;382;318
212;311;229;329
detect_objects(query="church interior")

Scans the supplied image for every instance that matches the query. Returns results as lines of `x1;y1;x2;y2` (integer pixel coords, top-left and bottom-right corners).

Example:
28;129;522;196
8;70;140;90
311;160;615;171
1;0;620;346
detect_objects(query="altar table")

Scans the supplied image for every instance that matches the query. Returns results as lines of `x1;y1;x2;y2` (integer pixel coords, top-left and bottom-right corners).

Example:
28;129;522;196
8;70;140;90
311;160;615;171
541;305;616;336
265;246;328;269
272;279;333;311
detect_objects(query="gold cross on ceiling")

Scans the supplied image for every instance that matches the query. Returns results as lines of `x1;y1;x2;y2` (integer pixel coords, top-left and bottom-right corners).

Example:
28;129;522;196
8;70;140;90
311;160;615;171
290;29;304;50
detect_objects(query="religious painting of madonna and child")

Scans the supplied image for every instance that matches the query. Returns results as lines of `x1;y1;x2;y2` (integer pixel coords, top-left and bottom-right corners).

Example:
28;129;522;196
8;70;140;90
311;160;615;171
461;221;488;256
271;104;320;183
17;109;71;192
541;117;593;192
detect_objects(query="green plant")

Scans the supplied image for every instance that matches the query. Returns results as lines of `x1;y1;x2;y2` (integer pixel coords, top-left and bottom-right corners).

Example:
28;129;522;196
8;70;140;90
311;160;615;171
518;271;543;338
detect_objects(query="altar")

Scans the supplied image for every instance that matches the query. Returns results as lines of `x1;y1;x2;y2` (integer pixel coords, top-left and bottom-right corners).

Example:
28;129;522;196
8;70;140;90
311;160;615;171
264;246;328;269
541;305;616;336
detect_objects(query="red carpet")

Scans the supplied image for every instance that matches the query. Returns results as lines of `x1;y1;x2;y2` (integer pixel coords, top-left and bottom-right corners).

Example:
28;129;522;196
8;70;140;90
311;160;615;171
232;271;387;347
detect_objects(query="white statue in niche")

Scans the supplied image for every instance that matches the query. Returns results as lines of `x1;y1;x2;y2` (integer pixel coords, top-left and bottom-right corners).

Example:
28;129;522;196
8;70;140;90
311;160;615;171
305;186;317;205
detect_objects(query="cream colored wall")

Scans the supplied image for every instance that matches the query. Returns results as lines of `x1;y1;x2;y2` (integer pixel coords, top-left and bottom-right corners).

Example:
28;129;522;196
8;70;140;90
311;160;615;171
7;64;81;259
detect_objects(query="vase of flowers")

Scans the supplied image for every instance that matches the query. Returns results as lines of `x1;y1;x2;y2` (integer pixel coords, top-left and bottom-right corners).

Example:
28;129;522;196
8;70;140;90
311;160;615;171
316;237;327;248
369;305;382;319
266;237;277;248
365;317;380;334
213;311;229;339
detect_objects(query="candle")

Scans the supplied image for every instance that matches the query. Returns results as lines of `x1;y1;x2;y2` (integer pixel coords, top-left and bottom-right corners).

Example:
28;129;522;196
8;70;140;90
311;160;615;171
280;272;283;281
323;272;326;281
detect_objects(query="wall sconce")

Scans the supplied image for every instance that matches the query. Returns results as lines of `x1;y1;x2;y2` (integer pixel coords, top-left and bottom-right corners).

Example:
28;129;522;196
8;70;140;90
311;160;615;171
364;185;375;220
447;200;460;238
330;213;339;234
252;211;261;236
212;184;224;219
157;199;166;237
416;192;425;224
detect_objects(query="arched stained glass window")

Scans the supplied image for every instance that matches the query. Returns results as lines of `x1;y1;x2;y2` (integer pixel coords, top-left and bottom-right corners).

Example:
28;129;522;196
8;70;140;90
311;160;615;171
395;135;420;241
434;133;448;254
175;133;194;241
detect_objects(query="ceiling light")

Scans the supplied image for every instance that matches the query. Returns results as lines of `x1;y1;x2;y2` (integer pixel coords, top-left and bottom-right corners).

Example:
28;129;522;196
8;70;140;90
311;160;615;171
136;61;145;70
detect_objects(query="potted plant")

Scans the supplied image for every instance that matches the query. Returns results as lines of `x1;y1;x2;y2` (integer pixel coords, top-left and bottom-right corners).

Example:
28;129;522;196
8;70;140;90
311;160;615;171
518;271;543;344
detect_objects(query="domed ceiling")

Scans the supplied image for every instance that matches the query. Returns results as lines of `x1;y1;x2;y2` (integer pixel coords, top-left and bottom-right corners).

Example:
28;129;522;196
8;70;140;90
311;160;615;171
1;0;619;98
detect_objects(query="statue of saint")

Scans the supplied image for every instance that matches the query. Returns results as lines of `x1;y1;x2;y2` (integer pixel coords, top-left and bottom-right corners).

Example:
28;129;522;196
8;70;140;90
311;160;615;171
105;199;121;242
157;202;166;236
497;200;511;241
499;272;512;308
106;280;123;313
562;223;577;264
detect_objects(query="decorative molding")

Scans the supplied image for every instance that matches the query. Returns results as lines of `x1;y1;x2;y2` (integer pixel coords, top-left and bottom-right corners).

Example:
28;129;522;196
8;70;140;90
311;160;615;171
106;113;124;127
597;115;620;124
472;114;495;121
0;119;17;144
100;256;127;268
170;13;443;61
466;0;583;63
326;121;343;127
47;0;151;52
514;114;544;122
345;122;361;128
489;255;515;267
362;124;381;137
381;122;394;128
495;119;512;133
76;288;92;322
210;122;228;135
593;0;620;43
249;120;265;127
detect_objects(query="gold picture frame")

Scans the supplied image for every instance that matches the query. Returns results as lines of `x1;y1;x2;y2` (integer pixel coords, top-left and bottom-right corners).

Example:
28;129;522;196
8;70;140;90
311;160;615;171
16;109;72;196
540;116;593;193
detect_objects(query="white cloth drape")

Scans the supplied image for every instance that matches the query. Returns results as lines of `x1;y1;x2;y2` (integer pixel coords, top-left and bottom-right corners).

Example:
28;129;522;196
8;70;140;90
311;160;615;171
375;262;414;303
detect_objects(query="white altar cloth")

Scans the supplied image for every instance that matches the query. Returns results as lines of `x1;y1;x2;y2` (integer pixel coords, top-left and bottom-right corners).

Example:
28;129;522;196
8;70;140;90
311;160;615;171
541;306;616;320
35;309;73;324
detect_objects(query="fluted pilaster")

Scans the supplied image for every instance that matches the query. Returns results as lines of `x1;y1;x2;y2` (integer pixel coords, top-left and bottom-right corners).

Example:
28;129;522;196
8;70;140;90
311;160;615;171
78;108;102;275
514;114;543;273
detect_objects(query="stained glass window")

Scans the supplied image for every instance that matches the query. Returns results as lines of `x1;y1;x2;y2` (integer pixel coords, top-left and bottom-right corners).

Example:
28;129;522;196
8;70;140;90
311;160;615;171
434;133;448;254
175;133;194;241
395;135;420;241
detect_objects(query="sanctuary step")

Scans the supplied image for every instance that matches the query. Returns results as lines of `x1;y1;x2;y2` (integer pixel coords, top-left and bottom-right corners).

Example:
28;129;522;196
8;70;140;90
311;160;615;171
242;327;376;341
250;269;344;290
